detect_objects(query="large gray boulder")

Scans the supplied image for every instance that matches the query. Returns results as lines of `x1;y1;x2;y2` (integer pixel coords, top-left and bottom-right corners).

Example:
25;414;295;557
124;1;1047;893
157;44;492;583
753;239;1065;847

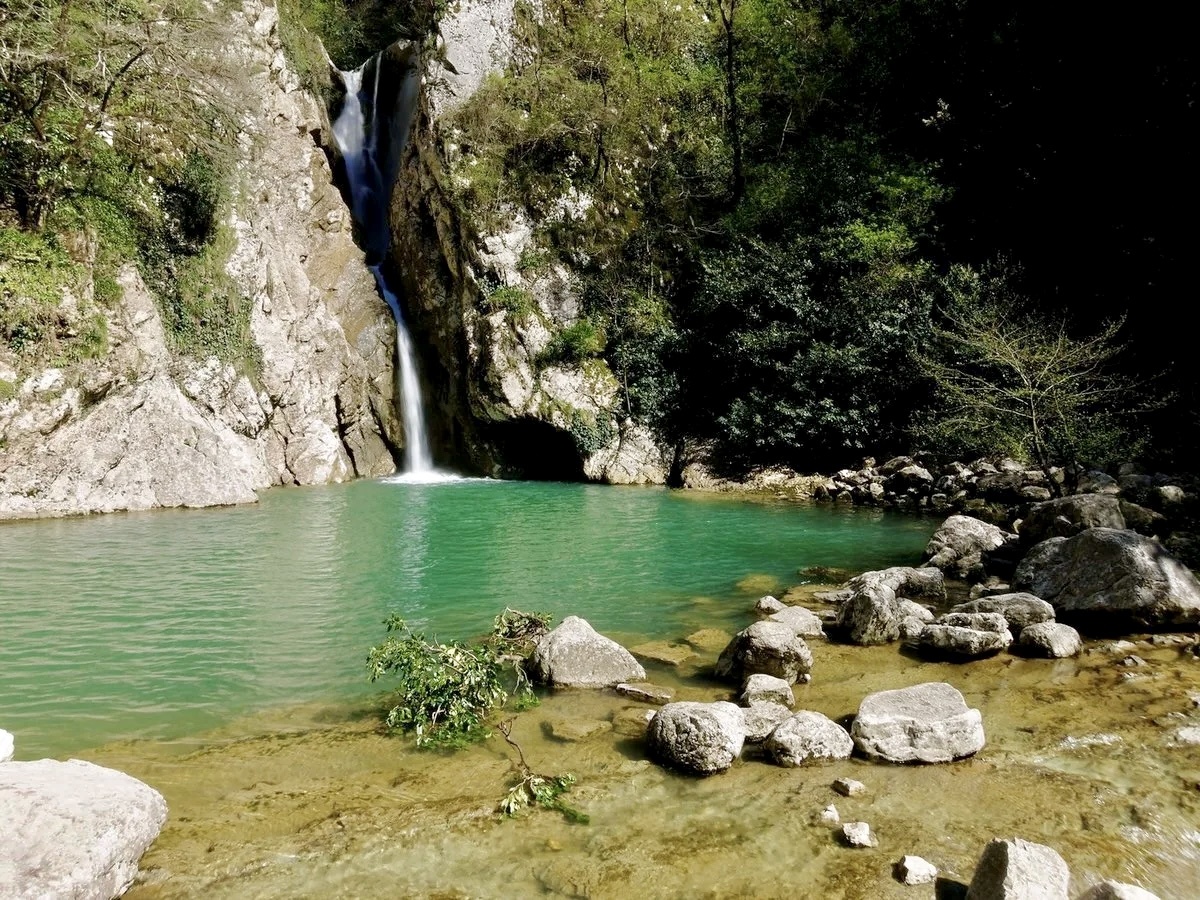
1020;495;1126;545
768;605;825;637
647;701;746;774
764;711;854;766
531;616;646;687
1013;528;1200;629
924;515;1012;581
1076;882;1162;900
836;567;947;645
917;613;1013;658
966;837;1070;900
851;682;985;763
1017;622;1082;658
715;621;814;683
950;593;1055;635
0;758;168;900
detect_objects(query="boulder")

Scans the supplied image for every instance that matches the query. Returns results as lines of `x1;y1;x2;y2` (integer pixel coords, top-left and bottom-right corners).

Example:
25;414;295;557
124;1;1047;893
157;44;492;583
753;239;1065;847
966;837;1070;900
769;605;825;637
950;593;1055;635
715;621;814;683
755;595;786;616
851;682;985;763
833;777;866;797
899;600;935;623
764;711;854;766
1013;529;1200;629
740;673;795;708
1076;882;1162;900
836;567;946;645
0;729;12;763
647;701;746;775
740;702;794;743
891;464;934;490
1118;500;1167;537
896;855;939;885
1017;622;1082;658
923;515;1012;581
531;616;646;687
0;759;168;900
1020;495;1126;545
917;613;1013;658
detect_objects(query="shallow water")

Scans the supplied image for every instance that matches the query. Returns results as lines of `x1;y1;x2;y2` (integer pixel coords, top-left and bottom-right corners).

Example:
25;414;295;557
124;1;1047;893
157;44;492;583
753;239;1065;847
0;480;931;756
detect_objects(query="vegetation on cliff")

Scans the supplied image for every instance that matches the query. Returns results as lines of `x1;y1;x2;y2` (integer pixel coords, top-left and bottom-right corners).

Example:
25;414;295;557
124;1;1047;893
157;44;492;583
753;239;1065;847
442;0;1192;474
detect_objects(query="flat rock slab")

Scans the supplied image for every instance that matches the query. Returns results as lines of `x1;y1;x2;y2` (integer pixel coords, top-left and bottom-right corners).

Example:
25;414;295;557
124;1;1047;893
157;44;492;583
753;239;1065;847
966;837;1070;900
615;682;675;704
531;616;646;687
851;682;985;763
629;641;696;667
951;593;1054;634
546;718;614;742
684;628;733;652
0;758;168;900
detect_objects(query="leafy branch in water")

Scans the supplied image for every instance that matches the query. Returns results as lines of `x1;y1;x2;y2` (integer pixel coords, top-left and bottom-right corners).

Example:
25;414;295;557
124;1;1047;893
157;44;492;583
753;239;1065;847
366;609;551;748
497;720;589;824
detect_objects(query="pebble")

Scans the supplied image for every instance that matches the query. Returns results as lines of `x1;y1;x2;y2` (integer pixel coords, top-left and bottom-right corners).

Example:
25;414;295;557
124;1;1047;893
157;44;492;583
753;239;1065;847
817;804;840;826
840;821;877;848
832;777;866;797
894;854;938;885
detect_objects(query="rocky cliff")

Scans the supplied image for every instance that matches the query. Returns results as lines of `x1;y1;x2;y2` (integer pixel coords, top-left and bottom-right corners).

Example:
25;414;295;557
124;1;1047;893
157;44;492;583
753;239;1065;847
385;0;669;483
0;1;401;519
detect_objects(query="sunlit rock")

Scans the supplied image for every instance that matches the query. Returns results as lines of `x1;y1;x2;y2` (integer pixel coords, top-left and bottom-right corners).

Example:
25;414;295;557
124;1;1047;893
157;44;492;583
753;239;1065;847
764;711;853;766
531;616;645;687
648;701;746;775
851;682;985;764
715;621;813;684
966;837;1070;900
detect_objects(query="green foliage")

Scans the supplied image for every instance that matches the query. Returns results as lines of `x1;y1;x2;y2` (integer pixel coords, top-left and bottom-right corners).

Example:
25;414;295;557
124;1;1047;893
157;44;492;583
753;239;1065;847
277;0;441;77
497;720;588;824
919;265;1146;477
540;320;606;366
367;609;552;748
484;284;536;320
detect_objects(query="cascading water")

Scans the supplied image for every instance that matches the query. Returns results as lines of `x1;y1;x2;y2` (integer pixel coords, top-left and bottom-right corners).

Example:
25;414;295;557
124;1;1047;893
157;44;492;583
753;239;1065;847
332;54;436;477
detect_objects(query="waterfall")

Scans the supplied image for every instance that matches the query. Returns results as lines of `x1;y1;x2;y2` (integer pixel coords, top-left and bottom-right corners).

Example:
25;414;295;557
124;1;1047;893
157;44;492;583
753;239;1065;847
332;55;435;477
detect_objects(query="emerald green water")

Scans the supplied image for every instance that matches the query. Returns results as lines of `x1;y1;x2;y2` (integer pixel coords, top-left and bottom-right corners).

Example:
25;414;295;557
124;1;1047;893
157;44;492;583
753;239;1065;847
0;480;933;757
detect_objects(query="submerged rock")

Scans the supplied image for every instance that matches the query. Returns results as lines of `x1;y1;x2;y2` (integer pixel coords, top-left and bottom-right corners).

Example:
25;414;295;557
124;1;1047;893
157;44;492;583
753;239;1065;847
965;837;1070;900
629;640;695;667
1017;622;1082;658
715;621;814;684
851;682;985;764
923;514;1012;581
647;701;746;775
531;616;646;687
1014;528;1200;629
950;593;1055;635
0;758;168;900
764;711;854;766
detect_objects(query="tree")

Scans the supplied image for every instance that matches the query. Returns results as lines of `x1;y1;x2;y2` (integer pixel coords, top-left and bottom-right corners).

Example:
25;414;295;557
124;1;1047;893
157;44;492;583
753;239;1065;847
921;266;1146;488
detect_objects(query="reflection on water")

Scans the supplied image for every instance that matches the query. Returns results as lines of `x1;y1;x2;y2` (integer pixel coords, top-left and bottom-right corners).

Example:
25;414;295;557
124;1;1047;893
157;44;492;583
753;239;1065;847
0;480;932;756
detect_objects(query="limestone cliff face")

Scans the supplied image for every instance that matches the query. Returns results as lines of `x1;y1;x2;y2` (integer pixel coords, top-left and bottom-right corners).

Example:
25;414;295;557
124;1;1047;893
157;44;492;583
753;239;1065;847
387;1;668;483
0;1;400;520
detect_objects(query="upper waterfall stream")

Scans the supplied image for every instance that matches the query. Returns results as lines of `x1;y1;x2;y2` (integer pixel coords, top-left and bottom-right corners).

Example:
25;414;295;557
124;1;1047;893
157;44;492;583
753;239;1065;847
332;55;437;478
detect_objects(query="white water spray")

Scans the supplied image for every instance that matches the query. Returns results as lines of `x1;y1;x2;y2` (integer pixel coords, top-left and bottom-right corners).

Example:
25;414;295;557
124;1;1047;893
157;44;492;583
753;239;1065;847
332;56;436;477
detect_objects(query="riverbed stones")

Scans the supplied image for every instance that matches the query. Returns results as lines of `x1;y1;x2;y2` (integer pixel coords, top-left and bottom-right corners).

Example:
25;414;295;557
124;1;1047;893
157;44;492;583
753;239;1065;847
647;701;746;775
1020;495;1127;545
1014;528;1200;629
741;673;795;707
0;729;12;763
685;628;732;651
715;621;814;683
740;702;794;743
836;567;947;645
531;616;646;687
950;593;1055;635
832;777;866;797
923;515;1012;581
547;718;614;742
764;711;853;766
0;758;168;900
1017;622;1082;658
768;605;825;637
851;682;985;763
895;855;938;885
1076;882;1162;900
840;821;878;848
965;837;1070;900
917;613;1013;658
629;640;695;667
